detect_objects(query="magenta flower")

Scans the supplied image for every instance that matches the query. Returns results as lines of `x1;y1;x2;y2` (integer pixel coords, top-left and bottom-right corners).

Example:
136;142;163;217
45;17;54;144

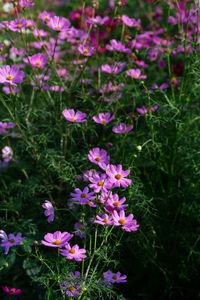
94;213;113;226
103;270;127;284
112;210;139;232
60;244;87;261
106;164;132;188
2;146;13;162
112;123;133;134
41;231;73;248
47;16;70;31
0;232;25;255
137;105;159;115
2;286;22;295
8;18;26;32
0;65;25;86
121;15;141;27
42;200;54;223
105;193;128;212
24;53;48;69
126;69;147;79
18;0;35;7
62;109;87;123
88;148;110;166
70;187;95;204
39;11;55;23
93;112;114;124
101;62;126;74
106;39;131;53
78;44;96;56
89;173;111;193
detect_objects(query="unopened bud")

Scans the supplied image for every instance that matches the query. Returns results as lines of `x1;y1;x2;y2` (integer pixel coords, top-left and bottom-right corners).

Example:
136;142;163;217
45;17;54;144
137;145;142;152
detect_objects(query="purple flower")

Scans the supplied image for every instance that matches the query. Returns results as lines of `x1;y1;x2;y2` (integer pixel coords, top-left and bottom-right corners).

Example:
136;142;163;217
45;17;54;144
126;69;147;79
112;123;133;134
59;244;87;261
106;39;131;53
60;271;82;296
112;210;139;232
2;287;22;295
93;112;114;124
74;220;88;239
8;18;26;32
39;11;55;23
89;173;111;193
18;0;35;7
0;65;25;86
105;193;128;212
103;270;127;284
121;15;141;27
2;146;13;162
0;232;25;255
88;148;110;166
78;44;96;56
94;213;113;226
137;105;159;115
101;62;125;74
106;164;132;188
62;109;87;123
24;53;48;69
42;200;54;223
70;187;95;204
41;231;73;248
47;16;70;31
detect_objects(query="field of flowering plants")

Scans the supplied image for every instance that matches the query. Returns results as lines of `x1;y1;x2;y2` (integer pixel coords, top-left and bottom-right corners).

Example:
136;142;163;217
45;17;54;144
0;0;200;299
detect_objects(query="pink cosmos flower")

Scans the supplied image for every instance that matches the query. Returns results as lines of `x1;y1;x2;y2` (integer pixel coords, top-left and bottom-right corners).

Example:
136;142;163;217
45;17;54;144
74;220;88;239
94;213;113;226
60;272;82;296
39;11;55;23
121;15;141;27
62;109;87;123
41;231;73;248
24;53;48;69
101;62;126;74
93;112;114;124
106;164;132;188
2;287;22;295
106;39;131;53
0;232;25;255
0;65;25;86
87;16;109;26
18;0;35;7
82;169;100;182
89;173;111;193
126;69;147;79
78;44;96;56
103;270;127;284
137;105;159;115
105;193;128;212
112;123;133;134
8;18;26;32
70;187;95;204
112;210;139;232
59;244;87;261
33;28;48;37
88;148;110;166
47;16;70;31
42;200;54;223
2;146;13;162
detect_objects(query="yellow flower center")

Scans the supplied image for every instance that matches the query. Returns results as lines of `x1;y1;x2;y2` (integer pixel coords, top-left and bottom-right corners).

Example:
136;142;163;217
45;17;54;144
7;75;13;81
17;24;22;28
75;13;80;19
9;239;15;243
69;286;76;292
57;25;61;29
95;157;101;162
135;74;139;78
102;119;106;123
115;174;121;180
98;181;103;186
119;218;126;224
86;201;91;205
45;16;49;20
113;202;119;207
103;219;109;223
36;61;41;66
112;275;118;280
54;239;61;245
69;249;76;254
81;193;86;198
71;117;76;121
171;76;176;82
83;49;88;55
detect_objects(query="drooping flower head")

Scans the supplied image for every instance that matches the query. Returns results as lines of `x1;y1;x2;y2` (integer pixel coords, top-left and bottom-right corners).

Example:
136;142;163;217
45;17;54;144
42;200;54;223
41;231;73;248
112;123;133;134
103;270;127;284
62;109;87;123
0;65;25;86
121;15;141;27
